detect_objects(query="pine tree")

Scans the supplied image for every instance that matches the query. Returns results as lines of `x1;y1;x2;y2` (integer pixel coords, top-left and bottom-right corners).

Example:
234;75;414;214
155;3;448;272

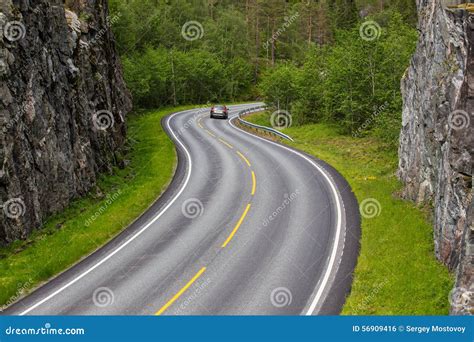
329;0;359;30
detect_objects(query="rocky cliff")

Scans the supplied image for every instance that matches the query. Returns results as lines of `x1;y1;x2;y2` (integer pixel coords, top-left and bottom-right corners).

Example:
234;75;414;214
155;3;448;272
398;0;473;315
0;0;132;244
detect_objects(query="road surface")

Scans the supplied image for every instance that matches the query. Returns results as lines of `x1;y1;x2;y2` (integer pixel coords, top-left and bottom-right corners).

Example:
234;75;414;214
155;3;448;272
5;104;360;315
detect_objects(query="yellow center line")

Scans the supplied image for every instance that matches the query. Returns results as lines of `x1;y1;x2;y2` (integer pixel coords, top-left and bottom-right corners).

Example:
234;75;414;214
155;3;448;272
155;267;207;316
197;118;203;129
251;171;256;195
236;151;251;167
221;204;252;248
205;129;216;137
219;138;234;149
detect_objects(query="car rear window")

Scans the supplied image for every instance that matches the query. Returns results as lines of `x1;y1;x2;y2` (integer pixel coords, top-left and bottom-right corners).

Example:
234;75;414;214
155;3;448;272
214;106;225;110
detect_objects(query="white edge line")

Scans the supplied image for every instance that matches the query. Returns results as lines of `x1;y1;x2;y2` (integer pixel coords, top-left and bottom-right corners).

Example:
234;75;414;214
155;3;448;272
229;116;343;316
20;110;194;315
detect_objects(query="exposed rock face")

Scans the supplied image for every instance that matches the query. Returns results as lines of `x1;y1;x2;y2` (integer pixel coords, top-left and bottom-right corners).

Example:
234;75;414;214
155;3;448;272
0;0;131;244
398;0;473;315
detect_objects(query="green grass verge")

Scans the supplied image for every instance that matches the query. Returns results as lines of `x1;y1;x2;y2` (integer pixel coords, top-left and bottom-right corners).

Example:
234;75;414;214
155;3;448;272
0;106;197;308
245;112;453;315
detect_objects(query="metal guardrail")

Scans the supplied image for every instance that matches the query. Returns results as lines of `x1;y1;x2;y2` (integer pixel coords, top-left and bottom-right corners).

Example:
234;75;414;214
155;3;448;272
236;106;294;142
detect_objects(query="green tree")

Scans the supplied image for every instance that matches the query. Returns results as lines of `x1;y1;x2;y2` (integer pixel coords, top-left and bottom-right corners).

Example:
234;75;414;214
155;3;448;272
259;63;299;110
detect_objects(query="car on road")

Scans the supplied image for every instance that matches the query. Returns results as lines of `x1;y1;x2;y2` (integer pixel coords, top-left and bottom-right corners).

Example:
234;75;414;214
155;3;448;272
210;105;229;119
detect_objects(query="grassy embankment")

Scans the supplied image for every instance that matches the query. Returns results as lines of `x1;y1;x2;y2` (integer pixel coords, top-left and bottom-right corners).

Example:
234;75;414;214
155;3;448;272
0;106;196;308
245;112;453;315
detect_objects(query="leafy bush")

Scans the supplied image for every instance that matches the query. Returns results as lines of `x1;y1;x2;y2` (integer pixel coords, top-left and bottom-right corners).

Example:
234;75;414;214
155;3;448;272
260;12;417;146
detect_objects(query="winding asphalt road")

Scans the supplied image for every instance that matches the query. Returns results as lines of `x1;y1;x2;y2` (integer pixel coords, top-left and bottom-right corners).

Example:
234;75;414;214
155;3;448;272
5;104;360;315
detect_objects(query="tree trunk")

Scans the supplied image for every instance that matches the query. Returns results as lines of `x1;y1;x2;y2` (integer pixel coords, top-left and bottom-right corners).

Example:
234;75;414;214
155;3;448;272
170;52;177;106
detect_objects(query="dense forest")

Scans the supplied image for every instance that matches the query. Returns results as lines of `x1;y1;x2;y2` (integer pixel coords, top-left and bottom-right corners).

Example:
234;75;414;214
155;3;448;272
109;0;418;145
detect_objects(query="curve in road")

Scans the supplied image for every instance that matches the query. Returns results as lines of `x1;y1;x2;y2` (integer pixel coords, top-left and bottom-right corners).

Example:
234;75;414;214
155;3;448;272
4;104;360;316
